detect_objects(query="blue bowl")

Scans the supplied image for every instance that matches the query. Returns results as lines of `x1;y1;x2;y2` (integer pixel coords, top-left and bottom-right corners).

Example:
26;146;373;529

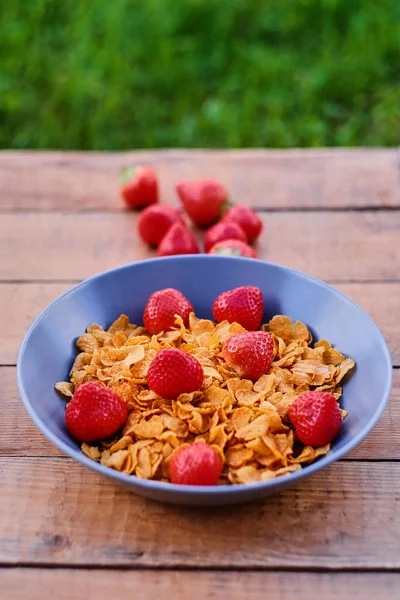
18;256;392;505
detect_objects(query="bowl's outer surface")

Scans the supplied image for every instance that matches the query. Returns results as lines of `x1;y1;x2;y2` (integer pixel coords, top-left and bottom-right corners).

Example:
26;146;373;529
18;256;392;505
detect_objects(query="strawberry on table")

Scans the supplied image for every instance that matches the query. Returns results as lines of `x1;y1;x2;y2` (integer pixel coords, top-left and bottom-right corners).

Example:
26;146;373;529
120;165;158;209
213;285;264;331
223;331;274;381
204;221;247;253
65;381;128;443
222;205;263;243
170;441;223;485
138;204;184;246
147;348;204;399
143;288;193;334
289;391;342;446
208;239;257;258
176;179;229;226
157;222;200;256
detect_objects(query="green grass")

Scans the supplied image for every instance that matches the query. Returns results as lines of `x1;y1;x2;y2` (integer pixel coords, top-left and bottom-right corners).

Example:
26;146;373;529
1;0;399;149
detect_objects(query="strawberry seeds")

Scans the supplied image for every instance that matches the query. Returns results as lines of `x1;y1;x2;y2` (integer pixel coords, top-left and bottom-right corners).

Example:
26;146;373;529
56;286;355;486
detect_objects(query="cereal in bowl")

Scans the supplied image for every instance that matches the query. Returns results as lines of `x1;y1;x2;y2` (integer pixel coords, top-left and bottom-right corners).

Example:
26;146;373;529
55;286;354;486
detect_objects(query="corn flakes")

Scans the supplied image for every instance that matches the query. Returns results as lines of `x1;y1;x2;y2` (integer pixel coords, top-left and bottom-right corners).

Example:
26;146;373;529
56;313;354;485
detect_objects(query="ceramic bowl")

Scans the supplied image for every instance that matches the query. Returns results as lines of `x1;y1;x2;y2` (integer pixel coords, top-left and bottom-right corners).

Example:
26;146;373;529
18;256;392;505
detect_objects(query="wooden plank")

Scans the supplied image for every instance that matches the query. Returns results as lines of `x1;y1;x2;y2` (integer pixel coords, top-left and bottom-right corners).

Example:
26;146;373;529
0;283;72;365
0;367;63;457
2;211;400;282
0;149;398;212
1;569;399;600
1;366;399;459
336;282;400;365
0;457;399;568
2;282;399;365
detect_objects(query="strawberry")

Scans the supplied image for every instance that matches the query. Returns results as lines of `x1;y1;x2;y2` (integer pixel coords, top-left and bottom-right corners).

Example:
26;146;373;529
213;286;264;331
222;205;263;243
138;204;184;246
143;288;193;334
204;221;247;253
222;331;274;381
208;239;257;258
147;348;204;399
176;179;229;226
170;441;223;485
157;222;200;256
65;381;128;443
120;165;158;209
289;391;342;447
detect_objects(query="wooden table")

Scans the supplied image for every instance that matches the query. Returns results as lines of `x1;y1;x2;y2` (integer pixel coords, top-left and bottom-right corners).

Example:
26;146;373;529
1;149;400;599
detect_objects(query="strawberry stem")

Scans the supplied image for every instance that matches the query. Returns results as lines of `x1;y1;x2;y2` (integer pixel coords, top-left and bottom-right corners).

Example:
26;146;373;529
216;247;241;256
220;199;233;216
120;165;136;185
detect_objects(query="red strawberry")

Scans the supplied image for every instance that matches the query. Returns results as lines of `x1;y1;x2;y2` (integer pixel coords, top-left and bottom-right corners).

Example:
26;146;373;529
143;288;193;334
147;348;204;399
208;239;257;258
222;331;274;381
213;286;264;331
289;391;342;446
120;165;158;209
170;441;223;485
222;205;263;243
65;381;128;443
176;179;228;226
158;222;200;256
204;222;247;253
138;204;184;246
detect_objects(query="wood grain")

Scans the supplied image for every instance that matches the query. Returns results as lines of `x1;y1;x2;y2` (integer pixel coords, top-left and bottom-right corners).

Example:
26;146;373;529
1;366;399;459
2;150;400;590
1;569;399;600
336;282;400;365
2;282;399;365
0;457;399;568
0;149;398;211
0;283;72;364
2;211;400;282
0;367;63;456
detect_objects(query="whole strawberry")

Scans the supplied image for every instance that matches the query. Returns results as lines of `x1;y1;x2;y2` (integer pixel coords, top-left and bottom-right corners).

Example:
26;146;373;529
204;221;247;253
158;222;200;256
223;331;274;381
65;381;128;443
213;286;264;331
289;391;342;446
208;239;257;258
143;288;193;334
120;165;158;209
222;205;263;243
176;179;228;227
170;441;223;485
147;348;204;399
138;204;184;246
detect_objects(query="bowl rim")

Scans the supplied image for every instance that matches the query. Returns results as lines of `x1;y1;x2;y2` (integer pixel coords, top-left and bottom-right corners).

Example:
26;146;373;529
17;255;393;497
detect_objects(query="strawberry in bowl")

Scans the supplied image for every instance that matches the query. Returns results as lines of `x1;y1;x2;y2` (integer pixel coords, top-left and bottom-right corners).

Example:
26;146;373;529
19;256;390;505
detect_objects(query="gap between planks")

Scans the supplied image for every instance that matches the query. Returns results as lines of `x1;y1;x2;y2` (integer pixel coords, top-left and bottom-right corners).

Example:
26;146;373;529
1;564;400;573
2;205;400;215
4;278;400;284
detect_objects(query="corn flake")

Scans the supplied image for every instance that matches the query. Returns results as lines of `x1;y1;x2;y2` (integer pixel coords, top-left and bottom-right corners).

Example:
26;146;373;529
56;311;354;485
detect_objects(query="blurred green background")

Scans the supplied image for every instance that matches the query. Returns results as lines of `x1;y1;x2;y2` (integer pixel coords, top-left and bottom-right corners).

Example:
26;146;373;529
1;0;399;150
